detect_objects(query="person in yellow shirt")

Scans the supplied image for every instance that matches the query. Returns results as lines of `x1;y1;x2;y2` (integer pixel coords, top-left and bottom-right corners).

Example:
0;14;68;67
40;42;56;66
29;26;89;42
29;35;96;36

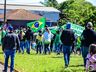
36;30;43;54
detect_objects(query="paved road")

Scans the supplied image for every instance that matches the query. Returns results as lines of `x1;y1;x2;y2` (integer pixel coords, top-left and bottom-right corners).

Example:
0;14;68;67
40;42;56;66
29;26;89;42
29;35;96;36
0;63;10;72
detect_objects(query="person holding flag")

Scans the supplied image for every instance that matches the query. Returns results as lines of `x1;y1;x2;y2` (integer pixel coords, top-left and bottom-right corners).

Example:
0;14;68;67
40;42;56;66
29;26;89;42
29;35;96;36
43;26;53;54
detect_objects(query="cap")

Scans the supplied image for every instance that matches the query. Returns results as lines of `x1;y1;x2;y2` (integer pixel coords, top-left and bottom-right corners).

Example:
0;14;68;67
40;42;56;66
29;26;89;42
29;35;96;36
86;22;93;27
8;26;13;31
66;22;71;29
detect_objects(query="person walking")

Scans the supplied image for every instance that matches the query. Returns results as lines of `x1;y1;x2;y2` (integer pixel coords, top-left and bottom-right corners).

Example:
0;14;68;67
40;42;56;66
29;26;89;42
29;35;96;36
81;22;96;67
2;26;20;72
25;27;33;54
61;23;75;68
43;26;53;54
18;30;25;54
54;30;61;55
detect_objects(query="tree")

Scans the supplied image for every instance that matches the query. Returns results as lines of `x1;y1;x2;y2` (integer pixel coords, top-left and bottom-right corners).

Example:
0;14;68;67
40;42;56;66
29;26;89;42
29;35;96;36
41;0;96;27
40;0;59;8
58;0;96;26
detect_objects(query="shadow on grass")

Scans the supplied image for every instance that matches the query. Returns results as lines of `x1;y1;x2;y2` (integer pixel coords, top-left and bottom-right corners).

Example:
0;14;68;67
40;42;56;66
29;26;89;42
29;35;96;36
51;56;63;58
69;64;84;67
29;53;37;55
0;52;3;54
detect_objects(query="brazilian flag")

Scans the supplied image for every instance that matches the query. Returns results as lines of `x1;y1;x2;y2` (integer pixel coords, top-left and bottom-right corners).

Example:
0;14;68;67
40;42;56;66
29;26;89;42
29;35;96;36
27;17;46;32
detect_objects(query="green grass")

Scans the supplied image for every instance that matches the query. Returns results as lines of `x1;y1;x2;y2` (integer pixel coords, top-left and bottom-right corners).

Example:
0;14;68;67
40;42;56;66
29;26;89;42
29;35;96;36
0;48;85;72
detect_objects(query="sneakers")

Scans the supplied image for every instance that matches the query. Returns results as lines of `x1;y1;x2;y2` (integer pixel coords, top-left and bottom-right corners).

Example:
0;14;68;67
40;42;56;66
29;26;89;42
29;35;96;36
65;65;68;68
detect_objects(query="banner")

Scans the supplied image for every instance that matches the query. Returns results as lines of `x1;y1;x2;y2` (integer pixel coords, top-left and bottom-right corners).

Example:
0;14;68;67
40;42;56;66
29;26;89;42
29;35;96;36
62;23;84;36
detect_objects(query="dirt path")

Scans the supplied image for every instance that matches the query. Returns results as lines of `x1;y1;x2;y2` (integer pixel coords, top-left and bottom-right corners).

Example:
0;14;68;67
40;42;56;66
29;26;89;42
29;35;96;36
0;63;10;72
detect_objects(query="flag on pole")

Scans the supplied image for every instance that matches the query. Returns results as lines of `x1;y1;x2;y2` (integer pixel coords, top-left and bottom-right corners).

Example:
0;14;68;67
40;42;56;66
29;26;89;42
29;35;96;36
27;17;46;32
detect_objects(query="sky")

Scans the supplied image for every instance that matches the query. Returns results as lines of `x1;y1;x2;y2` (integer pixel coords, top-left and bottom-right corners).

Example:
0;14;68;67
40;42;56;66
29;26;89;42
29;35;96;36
0;0;96;6
0;0;65;4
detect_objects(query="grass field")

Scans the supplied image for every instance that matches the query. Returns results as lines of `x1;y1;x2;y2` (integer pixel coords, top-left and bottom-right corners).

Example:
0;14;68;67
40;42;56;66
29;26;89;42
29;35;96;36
0;48;85;72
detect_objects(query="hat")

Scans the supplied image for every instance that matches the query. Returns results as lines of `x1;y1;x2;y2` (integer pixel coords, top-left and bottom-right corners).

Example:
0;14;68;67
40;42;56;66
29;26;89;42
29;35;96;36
66;22;71;29
8;26;13;31
86;22;93;27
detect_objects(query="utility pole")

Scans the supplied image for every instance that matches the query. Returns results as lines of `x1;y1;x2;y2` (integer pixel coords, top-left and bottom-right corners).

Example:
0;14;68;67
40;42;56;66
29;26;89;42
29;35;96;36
4;0;6;24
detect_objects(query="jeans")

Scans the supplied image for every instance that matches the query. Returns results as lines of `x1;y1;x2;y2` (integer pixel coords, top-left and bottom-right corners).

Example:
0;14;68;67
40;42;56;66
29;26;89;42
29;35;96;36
4;49;16;72
25;40;30;54
55;43;61;54
62;45;72;67
44;44;50;54
20;41;25;54
36;44;42;54
81;46;89;66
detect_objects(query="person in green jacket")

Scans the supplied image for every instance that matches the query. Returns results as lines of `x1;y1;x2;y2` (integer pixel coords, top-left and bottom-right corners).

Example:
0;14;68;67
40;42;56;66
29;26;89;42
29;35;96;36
76;36;81;55
54;30;61;55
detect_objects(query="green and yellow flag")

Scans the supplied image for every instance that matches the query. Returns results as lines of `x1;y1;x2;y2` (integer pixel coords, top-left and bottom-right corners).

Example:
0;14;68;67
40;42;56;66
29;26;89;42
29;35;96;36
27;17;46;32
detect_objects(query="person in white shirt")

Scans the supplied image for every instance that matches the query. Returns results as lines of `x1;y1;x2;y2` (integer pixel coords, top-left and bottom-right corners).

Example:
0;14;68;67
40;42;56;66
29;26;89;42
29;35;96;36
43;27;53;54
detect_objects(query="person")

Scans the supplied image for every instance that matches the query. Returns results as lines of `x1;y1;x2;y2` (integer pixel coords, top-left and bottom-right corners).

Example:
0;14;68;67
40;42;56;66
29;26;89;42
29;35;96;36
54;30;61;55
86;44;96;72
2;26;20;72
43;26;53;54
76;36;81;55
1;27;7;50
25;27;33;54
36;30;43;54
61;23;75;68
1;27;7;40
18;30;25;54
50;33;56;52
81;22;96;67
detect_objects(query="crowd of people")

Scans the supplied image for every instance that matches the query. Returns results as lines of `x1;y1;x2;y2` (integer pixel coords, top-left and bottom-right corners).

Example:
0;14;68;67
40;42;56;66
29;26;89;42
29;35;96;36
1;22;96;72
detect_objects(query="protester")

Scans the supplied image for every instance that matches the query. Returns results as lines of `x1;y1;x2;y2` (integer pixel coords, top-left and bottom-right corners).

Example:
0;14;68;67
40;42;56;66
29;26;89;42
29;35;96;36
36;30;43;54
61;23;75;68
81;22;96;67
50;33;56;52
1;27;7;40
86;44;96;72
25;27;33;54
2;26;20;72
18;30;25;54
43;26;53;54
54;30;61;55
1;27;7;49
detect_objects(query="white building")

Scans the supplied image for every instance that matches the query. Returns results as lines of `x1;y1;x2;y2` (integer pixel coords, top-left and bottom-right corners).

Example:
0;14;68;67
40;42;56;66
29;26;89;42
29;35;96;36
0;4;60;26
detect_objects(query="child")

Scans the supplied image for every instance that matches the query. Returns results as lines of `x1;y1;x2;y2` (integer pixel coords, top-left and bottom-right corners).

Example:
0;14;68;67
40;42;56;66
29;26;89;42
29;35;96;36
36;30;43;54
86;44;96;72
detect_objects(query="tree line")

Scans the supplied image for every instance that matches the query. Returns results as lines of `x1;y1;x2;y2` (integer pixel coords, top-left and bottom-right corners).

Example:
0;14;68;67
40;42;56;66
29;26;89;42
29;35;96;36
41;0;96;29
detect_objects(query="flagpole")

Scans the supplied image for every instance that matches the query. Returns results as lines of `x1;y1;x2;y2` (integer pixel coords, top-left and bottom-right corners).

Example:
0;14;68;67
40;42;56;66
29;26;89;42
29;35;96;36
4;0;6;24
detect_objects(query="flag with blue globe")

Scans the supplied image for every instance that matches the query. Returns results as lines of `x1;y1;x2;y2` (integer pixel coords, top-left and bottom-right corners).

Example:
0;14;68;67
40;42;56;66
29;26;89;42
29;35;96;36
27;17;46;32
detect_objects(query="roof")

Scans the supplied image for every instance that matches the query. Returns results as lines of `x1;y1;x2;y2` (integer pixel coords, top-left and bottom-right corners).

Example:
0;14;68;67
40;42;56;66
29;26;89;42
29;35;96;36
0;4;60;13
0;9;43;20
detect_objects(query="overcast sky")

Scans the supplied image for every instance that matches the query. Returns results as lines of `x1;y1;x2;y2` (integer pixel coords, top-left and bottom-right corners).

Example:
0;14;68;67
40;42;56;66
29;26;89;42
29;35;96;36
0;0;96;6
